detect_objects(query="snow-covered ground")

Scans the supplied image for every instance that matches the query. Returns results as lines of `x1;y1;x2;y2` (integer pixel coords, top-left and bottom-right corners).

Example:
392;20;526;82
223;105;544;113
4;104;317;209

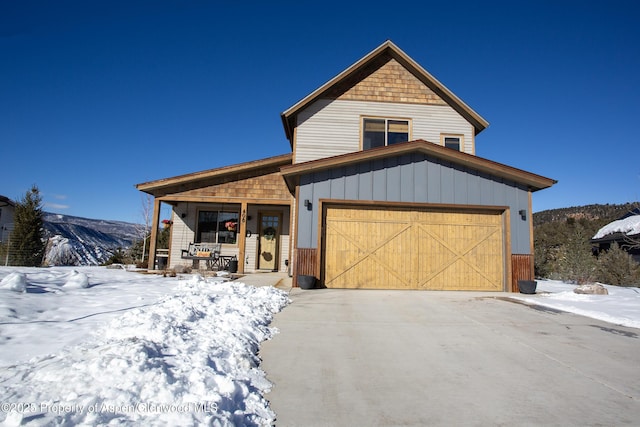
511;279;640;329
0;266;290;426
0;267;639;426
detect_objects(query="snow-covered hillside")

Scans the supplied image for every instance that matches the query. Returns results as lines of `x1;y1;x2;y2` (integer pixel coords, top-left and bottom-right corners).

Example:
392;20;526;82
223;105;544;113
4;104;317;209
43;213;140;266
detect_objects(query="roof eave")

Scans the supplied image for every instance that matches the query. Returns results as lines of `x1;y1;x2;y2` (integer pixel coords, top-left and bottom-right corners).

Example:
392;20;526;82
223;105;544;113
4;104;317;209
0;195;14;208
280;40;489;142
591;232;640;244
386;43;489;134
281;140;556;193
136;153;293;195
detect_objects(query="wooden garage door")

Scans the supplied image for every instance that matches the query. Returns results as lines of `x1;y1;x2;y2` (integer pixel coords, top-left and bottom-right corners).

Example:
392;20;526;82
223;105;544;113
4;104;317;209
323;205;505;290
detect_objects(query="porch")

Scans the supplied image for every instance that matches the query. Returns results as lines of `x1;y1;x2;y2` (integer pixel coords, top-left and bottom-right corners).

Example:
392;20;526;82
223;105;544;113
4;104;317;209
136;153;295;275
150;201;291;275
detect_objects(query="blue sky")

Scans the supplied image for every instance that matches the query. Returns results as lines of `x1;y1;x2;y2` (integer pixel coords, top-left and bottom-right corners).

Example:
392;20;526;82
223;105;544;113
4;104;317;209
1;0;639;223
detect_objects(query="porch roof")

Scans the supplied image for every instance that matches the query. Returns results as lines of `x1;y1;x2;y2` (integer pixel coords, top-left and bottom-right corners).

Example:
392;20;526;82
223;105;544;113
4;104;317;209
280;139;556;193
136;153;293;197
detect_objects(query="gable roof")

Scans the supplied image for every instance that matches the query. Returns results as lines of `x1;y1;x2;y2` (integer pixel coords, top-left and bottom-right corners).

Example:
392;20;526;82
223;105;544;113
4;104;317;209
281;40;489;145
280;140;556;193
136;153;292;197
0;195;14;208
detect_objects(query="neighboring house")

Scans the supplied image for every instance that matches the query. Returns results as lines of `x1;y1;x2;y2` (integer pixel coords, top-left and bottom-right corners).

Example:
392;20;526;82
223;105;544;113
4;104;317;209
136;40;556;291
591;208;640;263
0;195;15;244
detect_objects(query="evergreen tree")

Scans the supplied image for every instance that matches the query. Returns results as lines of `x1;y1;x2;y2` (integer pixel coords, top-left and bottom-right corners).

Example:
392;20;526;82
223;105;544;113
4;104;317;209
596;243;640;286
104;247;129;265
157;226;170;249
557;219;597;284
9;185;46;266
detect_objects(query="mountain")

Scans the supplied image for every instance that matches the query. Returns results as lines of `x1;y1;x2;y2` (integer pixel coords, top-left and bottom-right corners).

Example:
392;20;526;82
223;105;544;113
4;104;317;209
533;203;638;227
43;213;141;266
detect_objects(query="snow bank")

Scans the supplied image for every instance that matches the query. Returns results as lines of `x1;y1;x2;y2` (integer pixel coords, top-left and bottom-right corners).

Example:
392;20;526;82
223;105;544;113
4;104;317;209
62;269;90;288
593;214;640;239
0;270;290;426
0;272;27;292
512;280;640;329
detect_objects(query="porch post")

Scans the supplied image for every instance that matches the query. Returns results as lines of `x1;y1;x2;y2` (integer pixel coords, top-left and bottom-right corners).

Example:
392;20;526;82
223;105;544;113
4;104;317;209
147;198;161;270
238;201;248;274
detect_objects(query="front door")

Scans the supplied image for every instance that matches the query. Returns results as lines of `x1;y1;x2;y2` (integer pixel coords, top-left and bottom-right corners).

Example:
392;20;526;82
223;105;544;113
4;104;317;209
258;212;281;271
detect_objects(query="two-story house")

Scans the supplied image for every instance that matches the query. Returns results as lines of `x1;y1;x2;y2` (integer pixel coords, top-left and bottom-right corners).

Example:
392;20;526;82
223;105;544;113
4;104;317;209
136;40;556;291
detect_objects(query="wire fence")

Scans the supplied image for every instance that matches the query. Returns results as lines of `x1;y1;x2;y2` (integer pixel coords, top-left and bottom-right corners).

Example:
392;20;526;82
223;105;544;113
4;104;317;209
0;243;46;267
1;227;62;266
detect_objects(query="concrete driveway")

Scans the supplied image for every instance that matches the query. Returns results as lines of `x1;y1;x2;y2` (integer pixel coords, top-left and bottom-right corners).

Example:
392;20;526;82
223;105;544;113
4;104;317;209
260;288;640;426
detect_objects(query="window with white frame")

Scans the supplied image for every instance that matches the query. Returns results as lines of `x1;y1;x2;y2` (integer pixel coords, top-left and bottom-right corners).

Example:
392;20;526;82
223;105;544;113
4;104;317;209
197;210;239;244
441;134;463;151
362;118;410;150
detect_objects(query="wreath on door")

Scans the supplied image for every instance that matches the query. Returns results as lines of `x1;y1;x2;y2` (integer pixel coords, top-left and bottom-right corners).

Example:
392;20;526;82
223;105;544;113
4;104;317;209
263;226;277;241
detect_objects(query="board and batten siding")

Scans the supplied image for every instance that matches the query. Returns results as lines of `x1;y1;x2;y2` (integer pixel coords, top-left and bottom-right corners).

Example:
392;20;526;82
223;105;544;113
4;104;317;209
294;99;475;163
296;152;532;254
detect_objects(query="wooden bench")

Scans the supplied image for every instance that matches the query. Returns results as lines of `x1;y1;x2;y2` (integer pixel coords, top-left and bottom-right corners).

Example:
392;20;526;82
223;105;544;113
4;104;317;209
181;243;221;270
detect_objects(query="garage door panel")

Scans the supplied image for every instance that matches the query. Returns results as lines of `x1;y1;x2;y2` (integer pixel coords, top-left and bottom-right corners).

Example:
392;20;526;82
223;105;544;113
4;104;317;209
426;262;499;291
324;206;505;291
327;257;409;289
325;219;412;289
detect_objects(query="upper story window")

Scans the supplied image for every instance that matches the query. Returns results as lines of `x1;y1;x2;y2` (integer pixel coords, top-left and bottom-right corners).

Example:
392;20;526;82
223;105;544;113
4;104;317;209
441;134;463;151
362;118;410;150
197;209;239;245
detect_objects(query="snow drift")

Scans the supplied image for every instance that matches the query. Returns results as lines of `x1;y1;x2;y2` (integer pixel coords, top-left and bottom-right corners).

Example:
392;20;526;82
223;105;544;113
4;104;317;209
0;268;290;426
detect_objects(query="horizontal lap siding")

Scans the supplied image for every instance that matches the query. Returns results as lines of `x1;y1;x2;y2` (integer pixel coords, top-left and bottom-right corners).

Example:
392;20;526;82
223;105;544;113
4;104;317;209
295;99;474;164
169;208;194;269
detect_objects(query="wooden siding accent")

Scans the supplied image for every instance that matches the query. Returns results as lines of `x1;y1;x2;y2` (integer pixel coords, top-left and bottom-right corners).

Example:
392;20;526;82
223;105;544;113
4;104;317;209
177;170;291;200
137;154;292;196
511;254;534;292
294;248;317;287
281;41;489;145
334;59;447;105
323;204;505;290
295;99;474;163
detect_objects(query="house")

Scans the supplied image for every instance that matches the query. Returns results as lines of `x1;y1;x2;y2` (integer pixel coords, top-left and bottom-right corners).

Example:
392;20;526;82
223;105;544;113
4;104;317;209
136;40;556;291
0;195;15;245
591;208;640;263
